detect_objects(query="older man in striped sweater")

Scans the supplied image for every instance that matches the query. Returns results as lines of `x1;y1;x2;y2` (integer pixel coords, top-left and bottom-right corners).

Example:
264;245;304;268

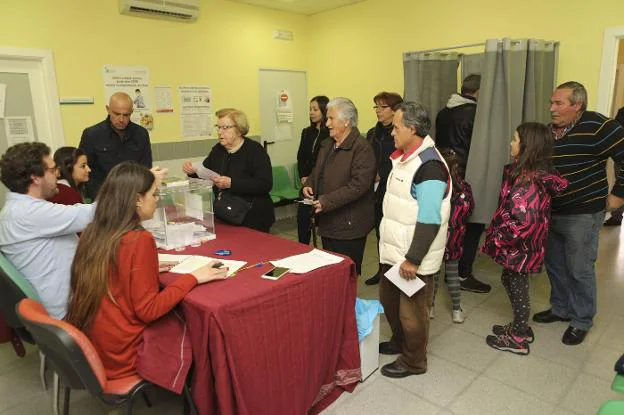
533;81;624;345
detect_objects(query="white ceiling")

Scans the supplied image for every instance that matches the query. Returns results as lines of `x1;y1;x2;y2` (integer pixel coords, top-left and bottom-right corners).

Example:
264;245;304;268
226;0;367;16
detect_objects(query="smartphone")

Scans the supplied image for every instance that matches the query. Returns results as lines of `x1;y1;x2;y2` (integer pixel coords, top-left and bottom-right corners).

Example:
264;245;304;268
261;266;290;280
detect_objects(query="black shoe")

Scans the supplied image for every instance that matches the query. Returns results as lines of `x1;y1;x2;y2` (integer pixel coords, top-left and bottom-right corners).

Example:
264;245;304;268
459;275;491;293
532;309;571;323
365;272;381;285
380;362;424;378
604;215;622;227
562;326;588;345
379;341;400;355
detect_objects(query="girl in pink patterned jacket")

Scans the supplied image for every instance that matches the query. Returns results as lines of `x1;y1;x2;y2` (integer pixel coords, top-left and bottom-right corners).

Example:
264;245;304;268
431;149;474;323
483;122;567;356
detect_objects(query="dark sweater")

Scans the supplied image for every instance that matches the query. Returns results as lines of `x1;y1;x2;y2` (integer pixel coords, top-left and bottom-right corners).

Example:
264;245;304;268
366;122;395;204
297;126;329;178
79;117;152;199
202;138;275;232
551;111;624;214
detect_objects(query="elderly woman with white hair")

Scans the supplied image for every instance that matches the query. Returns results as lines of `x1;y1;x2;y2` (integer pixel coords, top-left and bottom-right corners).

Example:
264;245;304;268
302;97;376;274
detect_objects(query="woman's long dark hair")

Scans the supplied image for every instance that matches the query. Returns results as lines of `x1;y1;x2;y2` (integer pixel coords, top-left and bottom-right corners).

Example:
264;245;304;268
65;163;155;333
439;148;463;192
53;146;86;191
512;122;554;180
310;95;329;127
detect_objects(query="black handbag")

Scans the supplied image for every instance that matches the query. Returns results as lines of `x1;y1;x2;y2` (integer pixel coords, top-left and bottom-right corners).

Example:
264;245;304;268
213;191;252;225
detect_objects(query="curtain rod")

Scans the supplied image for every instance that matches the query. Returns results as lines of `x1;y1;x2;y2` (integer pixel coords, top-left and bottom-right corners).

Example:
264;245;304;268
407;39;560;55
407;42;485;55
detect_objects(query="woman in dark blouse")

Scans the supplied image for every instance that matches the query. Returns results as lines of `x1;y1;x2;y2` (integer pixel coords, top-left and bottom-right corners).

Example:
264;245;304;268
183;108;275;232
296;96;329;244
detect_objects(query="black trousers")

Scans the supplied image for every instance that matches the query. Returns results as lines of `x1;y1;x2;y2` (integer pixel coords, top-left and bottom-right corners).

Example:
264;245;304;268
321;236;367;275
297;203;314;244
458;222;485;277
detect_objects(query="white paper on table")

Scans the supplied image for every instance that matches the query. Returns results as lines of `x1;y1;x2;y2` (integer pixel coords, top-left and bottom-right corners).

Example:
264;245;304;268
271;248;344;274
169;255;246;277
192;162;219;180
0;84;6;119
158;254;192;263
384;263;425;297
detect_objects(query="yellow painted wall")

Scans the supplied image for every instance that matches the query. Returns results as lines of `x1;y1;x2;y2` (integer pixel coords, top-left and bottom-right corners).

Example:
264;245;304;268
307;0;624;130
2;0;624;146
0;0;309;145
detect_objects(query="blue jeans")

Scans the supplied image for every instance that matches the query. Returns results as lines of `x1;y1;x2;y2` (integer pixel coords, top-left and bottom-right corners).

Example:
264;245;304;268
545;212;605;330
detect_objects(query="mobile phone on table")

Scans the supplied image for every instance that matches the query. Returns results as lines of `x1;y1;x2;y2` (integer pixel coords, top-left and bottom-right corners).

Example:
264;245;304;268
261;266;290;280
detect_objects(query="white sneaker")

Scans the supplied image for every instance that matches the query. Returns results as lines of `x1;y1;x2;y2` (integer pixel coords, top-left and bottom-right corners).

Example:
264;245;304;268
429;306;435;319
452;308;465;323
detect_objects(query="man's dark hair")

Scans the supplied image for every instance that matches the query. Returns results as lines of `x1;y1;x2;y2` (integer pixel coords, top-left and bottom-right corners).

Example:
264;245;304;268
0;142;50;194
374;92;404;110
461;74;481;95
397;101;431;137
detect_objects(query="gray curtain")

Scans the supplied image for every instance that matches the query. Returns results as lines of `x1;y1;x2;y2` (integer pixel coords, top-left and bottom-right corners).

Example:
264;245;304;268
466;39;558;224
403;51;459;138
461;53;484;79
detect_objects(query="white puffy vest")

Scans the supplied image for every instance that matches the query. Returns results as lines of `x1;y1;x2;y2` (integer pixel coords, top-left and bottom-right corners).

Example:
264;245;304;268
379;136;451;275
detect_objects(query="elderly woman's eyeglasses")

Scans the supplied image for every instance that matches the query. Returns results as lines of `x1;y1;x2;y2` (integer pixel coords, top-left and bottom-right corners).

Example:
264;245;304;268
373;105;390;110
214;125;235;131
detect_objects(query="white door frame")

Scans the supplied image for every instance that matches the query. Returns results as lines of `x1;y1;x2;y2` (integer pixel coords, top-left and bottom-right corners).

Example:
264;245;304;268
0;46;64;148
596;27;624;115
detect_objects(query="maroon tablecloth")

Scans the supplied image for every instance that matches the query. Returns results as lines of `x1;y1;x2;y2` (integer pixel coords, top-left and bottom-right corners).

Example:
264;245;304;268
159;223;361;414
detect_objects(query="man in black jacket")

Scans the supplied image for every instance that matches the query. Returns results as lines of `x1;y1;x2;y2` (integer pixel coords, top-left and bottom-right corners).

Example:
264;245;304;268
435;75;491;294
79;92;152;199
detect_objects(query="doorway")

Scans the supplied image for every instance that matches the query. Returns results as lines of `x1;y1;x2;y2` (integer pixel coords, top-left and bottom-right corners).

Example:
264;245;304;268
0;47;64;205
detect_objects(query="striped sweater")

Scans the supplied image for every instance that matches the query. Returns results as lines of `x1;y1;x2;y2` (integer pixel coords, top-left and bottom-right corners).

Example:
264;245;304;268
552;111;624;215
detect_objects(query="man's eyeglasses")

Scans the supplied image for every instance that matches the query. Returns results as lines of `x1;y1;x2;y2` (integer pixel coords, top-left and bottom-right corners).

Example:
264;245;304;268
214;125;236;131
45;165;59;174
373;105;390;110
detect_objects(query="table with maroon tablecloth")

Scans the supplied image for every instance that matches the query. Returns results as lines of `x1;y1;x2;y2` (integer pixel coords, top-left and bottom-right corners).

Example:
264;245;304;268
159;223;361;415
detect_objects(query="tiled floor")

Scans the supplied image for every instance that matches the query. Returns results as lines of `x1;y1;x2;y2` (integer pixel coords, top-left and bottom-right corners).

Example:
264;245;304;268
1;218;623;414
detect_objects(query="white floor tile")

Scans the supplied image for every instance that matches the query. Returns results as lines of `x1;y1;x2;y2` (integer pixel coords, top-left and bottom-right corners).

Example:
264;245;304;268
450;376;555;415
560;373;623;415
428;327;500;373
484;353;578;404
384;354;478;407
323;377;441;415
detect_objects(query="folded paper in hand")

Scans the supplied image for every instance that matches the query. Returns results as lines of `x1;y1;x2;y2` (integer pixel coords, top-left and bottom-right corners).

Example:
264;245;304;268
384;263;425;297
192;162;220;181
271;249;343;274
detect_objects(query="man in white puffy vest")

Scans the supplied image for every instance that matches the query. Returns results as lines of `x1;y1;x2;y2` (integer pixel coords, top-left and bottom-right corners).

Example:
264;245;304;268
378;102;451;378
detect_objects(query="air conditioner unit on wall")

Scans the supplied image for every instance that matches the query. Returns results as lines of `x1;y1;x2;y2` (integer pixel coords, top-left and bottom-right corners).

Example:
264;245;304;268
120;0;199;21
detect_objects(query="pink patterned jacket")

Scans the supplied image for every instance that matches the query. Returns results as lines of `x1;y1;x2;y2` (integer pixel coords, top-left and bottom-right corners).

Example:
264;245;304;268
444;178;474;261
481;163;568;273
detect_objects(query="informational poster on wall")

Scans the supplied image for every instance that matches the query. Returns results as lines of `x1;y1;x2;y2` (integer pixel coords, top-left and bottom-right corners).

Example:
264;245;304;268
179;85;212;139
154;86;174;113
4;116;35;146
274;89;293;141
102;65;153;130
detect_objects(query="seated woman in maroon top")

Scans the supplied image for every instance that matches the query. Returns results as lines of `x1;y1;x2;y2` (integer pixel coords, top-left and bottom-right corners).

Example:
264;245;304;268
48;147;90;205
65;162;228;380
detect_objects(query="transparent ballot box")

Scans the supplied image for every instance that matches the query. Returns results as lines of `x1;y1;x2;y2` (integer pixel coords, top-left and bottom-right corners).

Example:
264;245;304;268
142;177;216;250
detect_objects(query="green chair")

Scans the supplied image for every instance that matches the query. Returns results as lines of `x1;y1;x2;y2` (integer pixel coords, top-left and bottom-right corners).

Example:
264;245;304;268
597;374;624;414
270;166;300;203
293;163;303;191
